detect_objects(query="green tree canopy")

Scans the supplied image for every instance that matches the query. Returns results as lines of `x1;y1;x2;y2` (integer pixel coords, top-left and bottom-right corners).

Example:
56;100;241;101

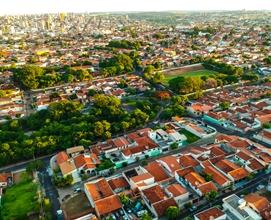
166;206;180;220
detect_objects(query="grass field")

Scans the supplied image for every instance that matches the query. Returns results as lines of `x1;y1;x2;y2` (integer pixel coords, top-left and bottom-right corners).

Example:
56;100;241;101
0;179;39;220
163;69;219;85
180;129;200;143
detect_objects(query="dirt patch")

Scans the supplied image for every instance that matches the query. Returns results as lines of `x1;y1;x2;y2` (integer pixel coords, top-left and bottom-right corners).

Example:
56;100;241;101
61;192;94;220
163;64;204;76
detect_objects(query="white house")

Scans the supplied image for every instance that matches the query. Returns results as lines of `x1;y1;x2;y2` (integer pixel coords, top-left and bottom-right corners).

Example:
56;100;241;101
222;194;262;220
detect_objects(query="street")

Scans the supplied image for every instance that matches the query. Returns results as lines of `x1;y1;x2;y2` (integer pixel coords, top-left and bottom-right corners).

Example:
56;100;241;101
0;154;53;173
39;168;60;219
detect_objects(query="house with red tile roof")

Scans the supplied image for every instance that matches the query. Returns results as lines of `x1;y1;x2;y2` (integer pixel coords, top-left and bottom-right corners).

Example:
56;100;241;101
0;173;12;188
84;178;122;218
66;146;85;157
54;150;102;184
144;161;171;183
194;207;227;220
179;155;199;168
56;151;69;166
233;149;266;173
202;165;231;188
123;166;155;190
244;193;271;220
215;134;238;144
58;160;80;183
54;151;81;183
157;155;181;175
108;176;130;193
197;182;218;195
121;136;160;161
178;169;218;196
245;193;271;215
210;145;227;157
254;129;271;146
165;183;190;208
215;159;250;182
245;158;265;174
141;184;177;218
258;152;271;169
175;166;195;182
73;153;100;174
187;103;213;116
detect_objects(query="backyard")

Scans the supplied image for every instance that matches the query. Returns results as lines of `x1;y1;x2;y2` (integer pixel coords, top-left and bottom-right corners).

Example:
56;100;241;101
0;177;39;220
163;69;219;85
180;129;200;143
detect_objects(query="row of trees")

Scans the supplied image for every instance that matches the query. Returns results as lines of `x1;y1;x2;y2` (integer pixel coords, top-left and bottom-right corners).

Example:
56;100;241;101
168;74;241;95
203;59;244;76
13;65;92;89
0;95;151;166
107;40;141;50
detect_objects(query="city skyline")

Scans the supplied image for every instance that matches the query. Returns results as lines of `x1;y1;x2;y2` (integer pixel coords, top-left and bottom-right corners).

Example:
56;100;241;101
0;0;271;15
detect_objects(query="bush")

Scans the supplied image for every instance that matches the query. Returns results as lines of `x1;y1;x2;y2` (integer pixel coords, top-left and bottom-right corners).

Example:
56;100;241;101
170;142;178;150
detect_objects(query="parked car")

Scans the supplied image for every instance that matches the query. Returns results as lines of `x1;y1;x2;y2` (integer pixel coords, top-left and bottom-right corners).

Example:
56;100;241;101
74;188;81;193
56;210;64;220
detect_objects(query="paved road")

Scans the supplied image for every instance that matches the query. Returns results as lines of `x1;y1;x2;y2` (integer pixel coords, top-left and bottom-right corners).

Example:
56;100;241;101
39;169;60;220
0;154;53;173
179;171;271;219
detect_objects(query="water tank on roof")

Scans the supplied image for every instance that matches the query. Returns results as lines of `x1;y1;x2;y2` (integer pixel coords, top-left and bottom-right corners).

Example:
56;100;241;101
238;199;246;208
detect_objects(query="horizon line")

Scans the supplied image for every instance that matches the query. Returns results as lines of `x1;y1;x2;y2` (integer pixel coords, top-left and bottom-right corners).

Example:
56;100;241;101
1;9;270;16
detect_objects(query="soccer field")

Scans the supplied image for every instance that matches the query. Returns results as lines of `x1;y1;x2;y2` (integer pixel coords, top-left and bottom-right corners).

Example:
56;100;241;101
163;69;219;85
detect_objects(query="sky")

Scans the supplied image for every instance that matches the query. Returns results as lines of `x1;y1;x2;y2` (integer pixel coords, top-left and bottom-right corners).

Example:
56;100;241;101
0;0;271;15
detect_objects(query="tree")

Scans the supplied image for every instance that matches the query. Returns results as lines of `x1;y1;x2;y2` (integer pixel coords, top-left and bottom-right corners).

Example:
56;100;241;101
26;160;44;173
205;190;218;201
97;159;114;171
219;101;230;110
241;73;259;82
13;65;44;89
119;193;130;205
141;160;148;166
169;76;202;94
203;173;213;182
48;100;83;121
53;174;73;187
170;142;178;150
140;212;152;220
166;206;180;220
263;123;271;129
131;109;149;126
122;161;128;167
152;72;165;83
88;89;97;97
264;56;271;64
121;121;130;132
192;90;203;100
203;78;217;89
172;95;188;105
99;54;134;76
144;65;155;75
184;202;192;209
